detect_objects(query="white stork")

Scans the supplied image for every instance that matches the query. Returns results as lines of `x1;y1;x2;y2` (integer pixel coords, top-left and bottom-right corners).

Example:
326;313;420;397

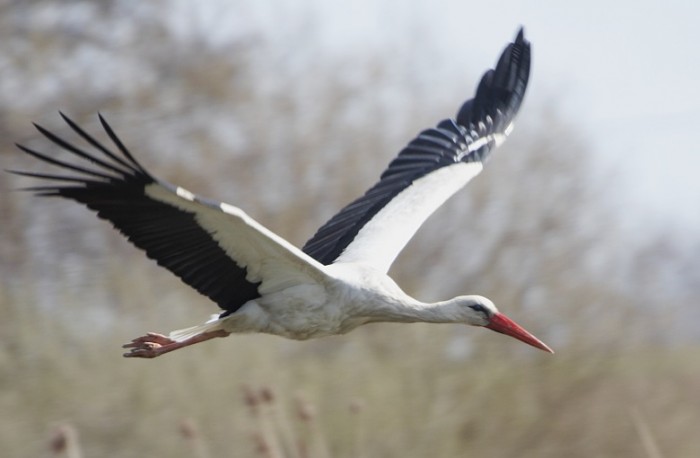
11;28;553;358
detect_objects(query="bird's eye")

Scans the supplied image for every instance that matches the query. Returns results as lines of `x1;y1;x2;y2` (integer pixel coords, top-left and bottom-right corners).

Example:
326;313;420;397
469;304;486;313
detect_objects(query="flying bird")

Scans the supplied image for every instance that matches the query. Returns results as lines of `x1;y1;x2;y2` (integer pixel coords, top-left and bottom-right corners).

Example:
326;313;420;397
11;28;552;358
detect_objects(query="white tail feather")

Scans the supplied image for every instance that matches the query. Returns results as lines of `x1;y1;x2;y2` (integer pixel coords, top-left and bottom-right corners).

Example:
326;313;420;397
168;314;223;342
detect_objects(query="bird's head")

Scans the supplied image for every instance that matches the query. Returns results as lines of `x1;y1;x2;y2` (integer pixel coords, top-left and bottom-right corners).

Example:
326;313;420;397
458;296;553;353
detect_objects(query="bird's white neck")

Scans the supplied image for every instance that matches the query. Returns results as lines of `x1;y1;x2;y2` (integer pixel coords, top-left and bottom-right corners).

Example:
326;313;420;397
367;296;472;325
326;263;481;327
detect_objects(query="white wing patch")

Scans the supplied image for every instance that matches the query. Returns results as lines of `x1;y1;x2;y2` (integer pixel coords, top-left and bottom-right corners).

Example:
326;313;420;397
460;131;508;158
175;186;196;201
503;121;515;137
144;183;328;292
335;161;484;272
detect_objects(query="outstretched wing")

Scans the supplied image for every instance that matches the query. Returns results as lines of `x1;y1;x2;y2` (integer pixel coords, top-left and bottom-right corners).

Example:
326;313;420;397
10;113;327;316
302;28;530;272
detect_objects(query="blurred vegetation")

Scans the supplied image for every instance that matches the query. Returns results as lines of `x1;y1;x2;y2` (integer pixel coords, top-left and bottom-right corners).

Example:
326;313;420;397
1;1;699;457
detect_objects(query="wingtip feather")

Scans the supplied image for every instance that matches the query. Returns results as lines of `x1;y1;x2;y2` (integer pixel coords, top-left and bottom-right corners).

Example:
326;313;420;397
455;27;531;129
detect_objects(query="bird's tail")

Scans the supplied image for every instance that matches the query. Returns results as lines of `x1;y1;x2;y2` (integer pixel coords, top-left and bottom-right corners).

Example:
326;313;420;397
168;314;224;342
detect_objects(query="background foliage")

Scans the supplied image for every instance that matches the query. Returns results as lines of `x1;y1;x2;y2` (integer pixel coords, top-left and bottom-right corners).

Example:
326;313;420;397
1;2;698;457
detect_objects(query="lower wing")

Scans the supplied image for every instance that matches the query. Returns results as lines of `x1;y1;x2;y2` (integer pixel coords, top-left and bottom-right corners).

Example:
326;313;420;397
10;113;327;315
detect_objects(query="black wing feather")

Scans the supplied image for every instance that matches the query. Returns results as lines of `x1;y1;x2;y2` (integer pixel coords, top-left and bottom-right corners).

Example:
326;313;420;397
10;115;260;314
303;29;531;264
10;29;530;308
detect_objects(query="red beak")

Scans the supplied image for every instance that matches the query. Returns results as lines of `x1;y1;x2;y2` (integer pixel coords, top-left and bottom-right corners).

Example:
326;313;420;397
485;312;554;353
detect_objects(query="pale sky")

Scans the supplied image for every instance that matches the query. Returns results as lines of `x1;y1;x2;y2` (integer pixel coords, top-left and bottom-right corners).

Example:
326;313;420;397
247;0;700;235
177;0;700;235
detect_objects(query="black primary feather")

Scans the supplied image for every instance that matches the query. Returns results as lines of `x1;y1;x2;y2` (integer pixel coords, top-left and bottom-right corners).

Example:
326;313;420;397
302;28;531;265
9;115;260;315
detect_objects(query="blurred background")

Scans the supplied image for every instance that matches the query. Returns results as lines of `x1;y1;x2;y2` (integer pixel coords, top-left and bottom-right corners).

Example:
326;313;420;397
1;1;699;457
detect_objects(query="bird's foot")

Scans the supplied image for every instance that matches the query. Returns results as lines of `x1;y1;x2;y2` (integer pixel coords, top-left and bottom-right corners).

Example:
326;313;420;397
122;329;230;358
122;332;178;358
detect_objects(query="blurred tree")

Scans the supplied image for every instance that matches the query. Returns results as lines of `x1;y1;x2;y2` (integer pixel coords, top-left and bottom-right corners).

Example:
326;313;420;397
2;0;698;345
2;2;700;457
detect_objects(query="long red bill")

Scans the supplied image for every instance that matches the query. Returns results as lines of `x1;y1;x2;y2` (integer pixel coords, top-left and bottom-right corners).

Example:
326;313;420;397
485;312;554;353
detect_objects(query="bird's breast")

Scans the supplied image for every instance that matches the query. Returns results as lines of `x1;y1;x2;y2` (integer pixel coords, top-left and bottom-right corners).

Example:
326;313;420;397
254;283;360;339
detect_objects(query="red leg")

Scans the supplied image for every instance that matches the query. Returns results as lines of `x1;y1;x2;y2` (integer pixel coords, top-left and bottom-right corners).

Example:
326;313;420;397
122;330;229;358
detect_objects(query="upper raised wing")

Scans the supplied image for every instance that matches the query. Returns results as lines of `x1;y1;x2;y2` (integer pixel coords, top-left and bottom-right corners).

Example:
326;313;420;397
10;113;327;315
302;28;530;272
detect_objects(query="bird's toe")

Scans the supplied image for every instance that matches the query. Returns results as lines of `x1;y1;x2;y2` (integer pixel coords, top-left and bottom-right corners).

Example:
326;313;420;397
122;332;174;348
122;344;163;358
